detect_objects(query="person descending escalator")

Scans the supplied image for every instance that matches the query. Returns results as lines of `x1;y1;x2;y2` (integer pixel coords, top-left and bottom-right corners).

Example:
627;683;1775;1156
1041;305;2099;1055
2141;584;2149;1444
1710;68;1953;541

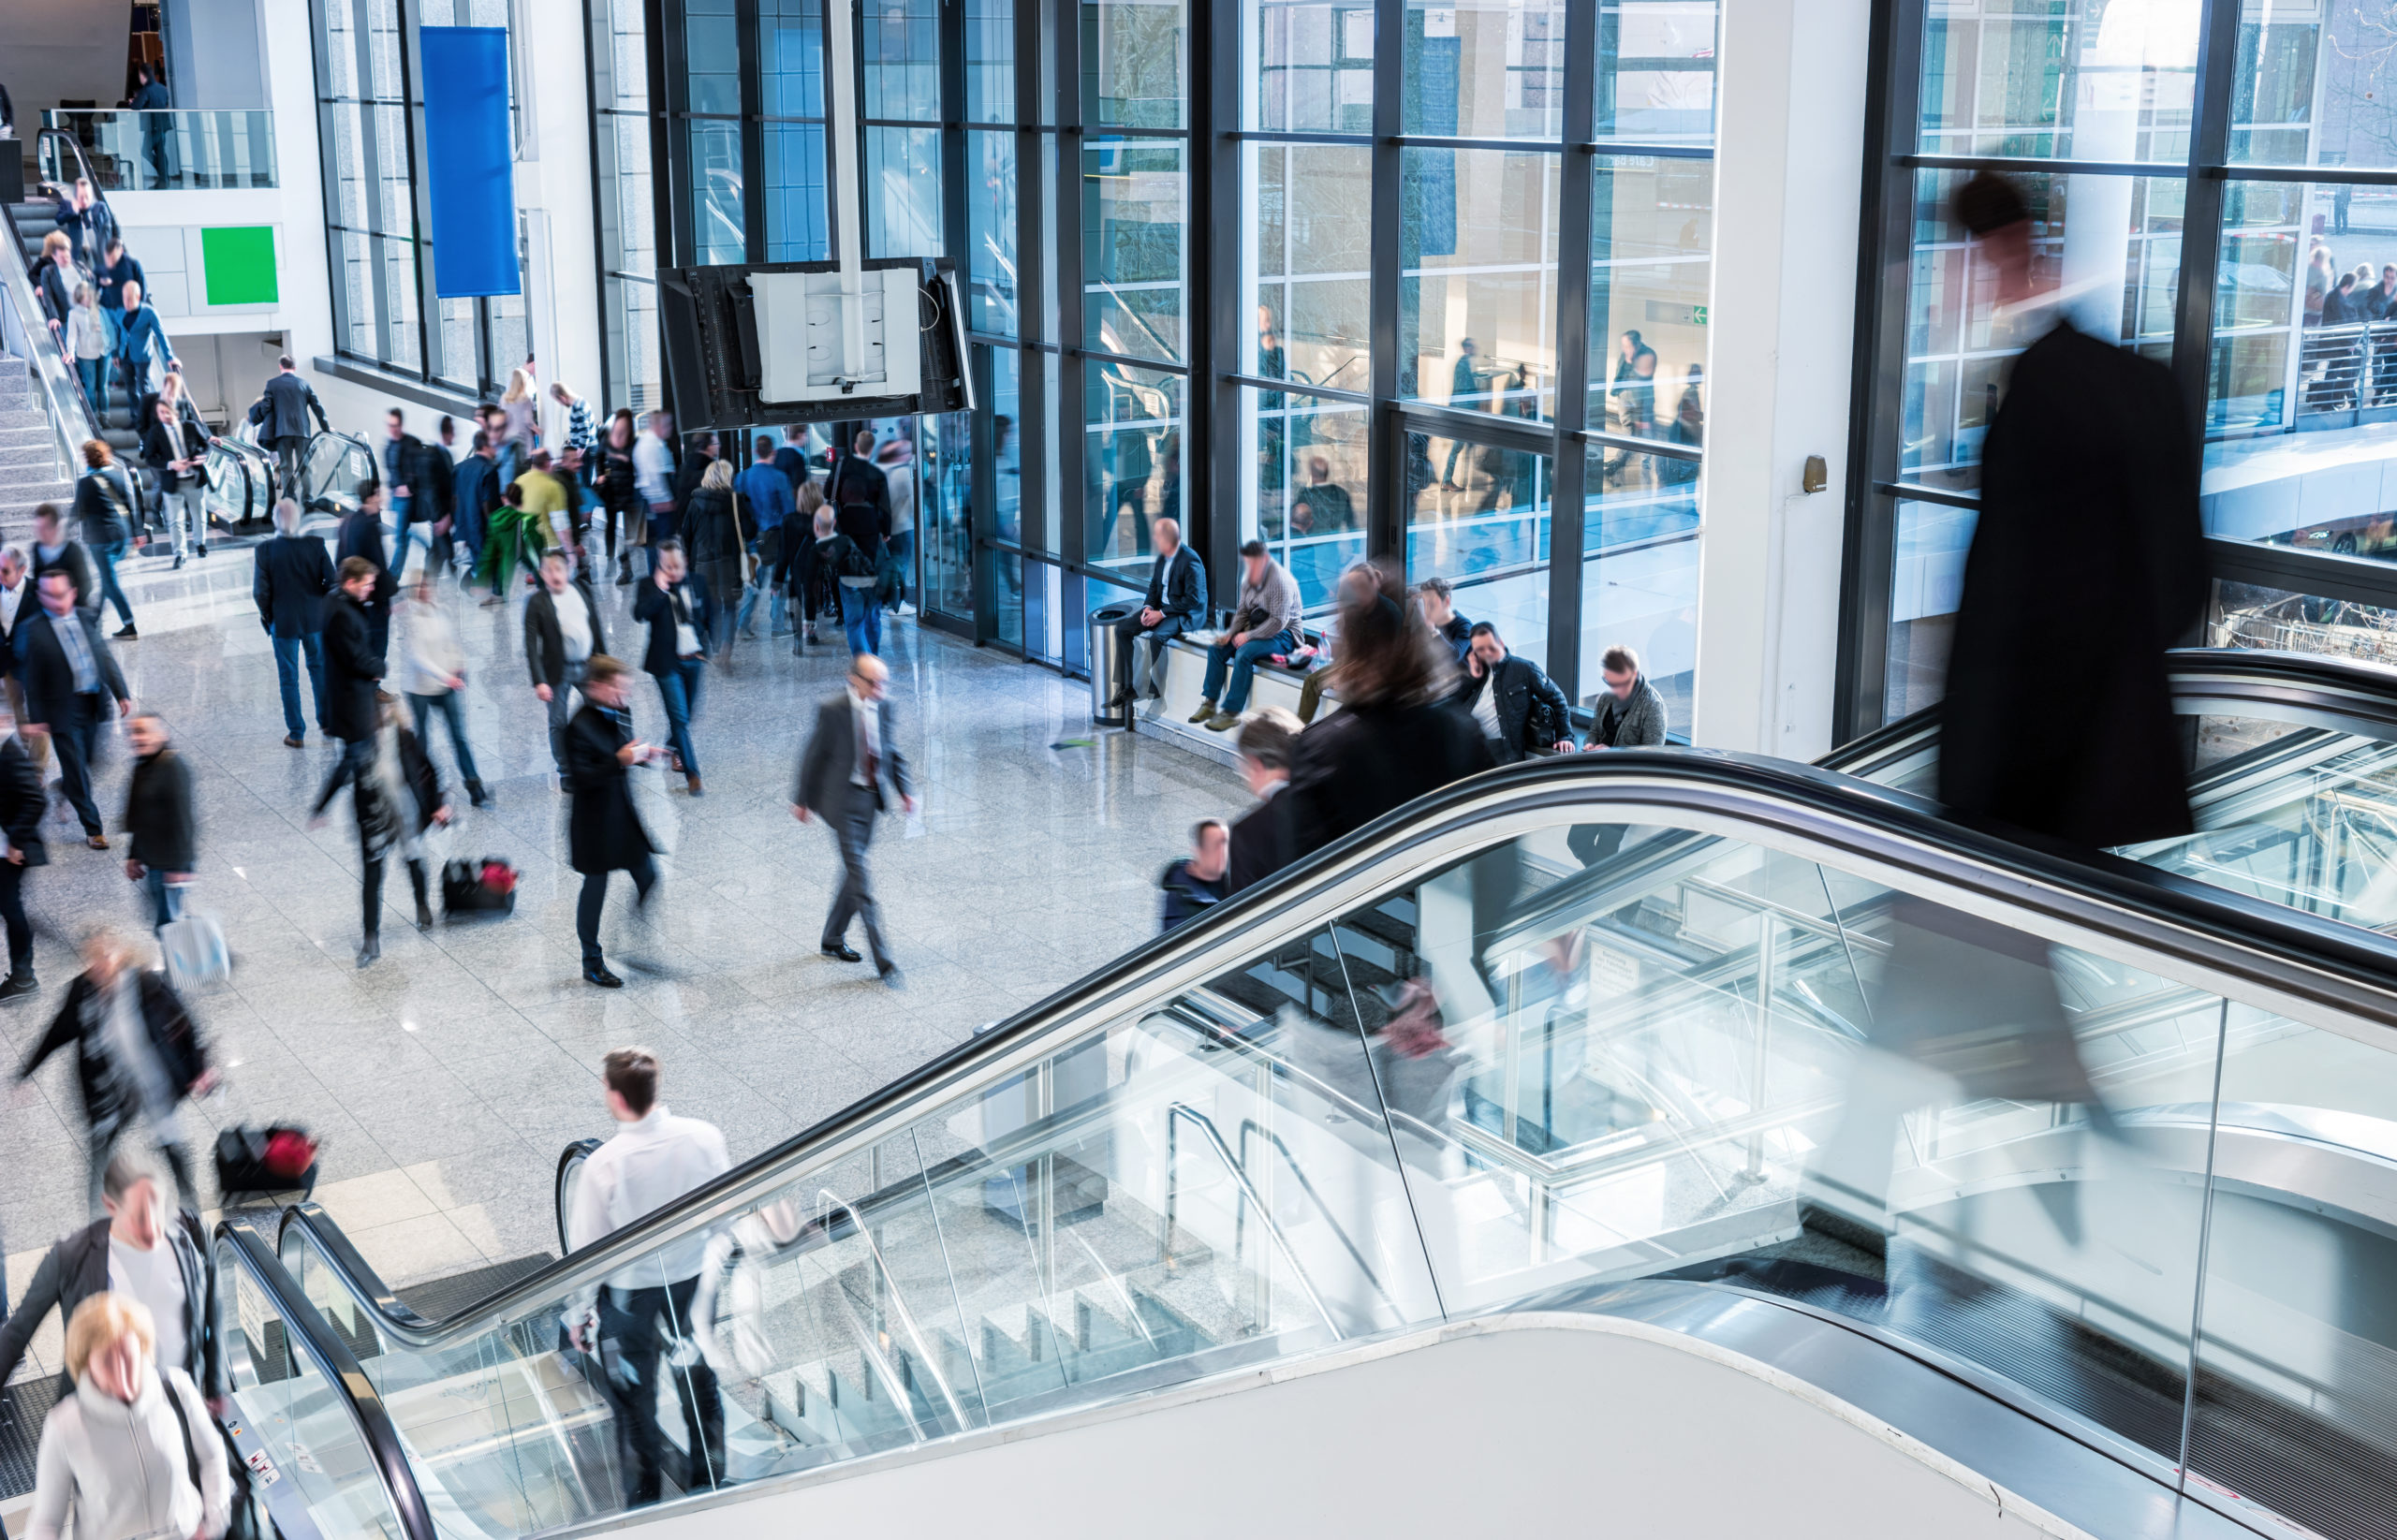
1804;170;2209;1259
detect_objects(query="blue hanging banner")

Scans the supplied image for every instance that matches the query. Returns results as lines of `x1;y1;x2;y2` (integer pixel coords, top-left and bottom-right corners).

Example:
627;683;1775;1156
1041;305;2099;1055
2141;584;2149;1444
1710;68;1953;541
419;27;521;299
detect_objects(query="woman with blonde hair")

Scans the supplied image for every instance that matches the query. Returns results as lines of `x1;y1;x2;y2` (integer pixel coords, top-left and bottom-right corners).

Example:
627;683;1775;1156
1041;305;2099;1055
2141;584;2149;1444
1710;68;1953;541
36;229;82;337
26;1293;230;1540
65;285;112;417
497;366;539;485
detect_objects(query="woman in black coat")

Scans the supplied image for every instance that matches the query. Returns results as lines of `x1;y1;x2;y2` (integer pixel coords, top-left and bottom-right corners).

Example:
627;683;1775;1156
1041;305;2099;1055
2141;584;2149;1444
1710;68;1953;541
0;733;47;993
683;460;750;656
21;928;211;1210
564;656;660;988
339;693;449;969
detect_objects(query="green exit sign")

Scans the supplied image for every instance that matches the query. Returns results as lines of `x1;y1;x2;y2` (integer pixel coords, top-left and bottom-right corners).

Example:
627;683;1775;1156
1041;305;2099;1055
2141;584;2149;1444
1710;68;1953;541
1693;304;1708;325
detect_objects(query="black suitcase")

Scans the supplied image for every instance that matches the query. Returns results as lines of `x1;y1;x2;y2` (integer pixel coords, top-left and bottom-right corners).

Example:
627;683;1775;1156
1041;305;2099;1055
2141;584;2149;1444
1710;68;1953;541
442;857;519;917
214;1125;319;1200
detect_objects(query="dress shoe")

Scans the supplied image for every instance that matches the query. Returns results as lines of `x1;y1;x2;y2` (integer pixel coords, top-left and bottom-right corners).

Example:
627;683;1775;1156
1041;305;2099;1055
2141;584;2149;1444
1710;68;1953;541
1187;698;1217;724
466;779;491;808
197;544;208;558
0;973;38;1003
86;834;108;851
171;554;184;570
821;942;863;963
685;775;704;797
356;937;381;969
583;961;624;988
284;734;306;749
112;625;138;640
878;963;905;990
415;901;435;931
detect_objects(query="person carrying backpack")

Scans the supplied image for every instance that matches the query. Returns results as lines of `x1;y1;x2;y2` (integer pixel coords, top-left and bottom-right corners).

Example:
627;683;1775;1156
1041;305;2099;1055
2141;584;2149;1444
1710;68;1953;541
71;441;140;638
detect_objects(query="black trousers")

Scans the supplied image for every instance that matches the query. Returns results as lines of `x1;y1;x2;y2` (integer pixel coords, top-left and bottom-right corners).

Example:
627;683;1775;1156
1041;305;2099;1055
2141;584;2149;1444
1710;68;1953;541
0;858;31;978
361;853;429;941
598;1276;723;1506
312;736;375;816
51;692;105;837
1566;824;1628;867
577;853;658;964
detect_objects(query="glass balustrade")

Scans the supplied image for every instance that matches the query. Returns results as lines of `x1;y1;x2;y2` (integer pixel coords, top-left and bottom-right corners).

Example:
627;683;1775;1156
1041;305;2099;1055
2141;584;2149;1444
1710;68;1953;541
242;776;2397;1540
39;111;277;191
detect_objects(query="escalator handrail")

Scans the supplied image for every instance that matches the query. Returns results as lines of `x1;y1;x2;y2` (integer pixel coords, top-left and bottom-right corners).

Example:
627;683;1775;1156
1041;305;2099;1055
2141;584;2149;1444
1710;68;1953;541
34;127;183;390
554;1137;602;1258
276;747;2397;1351
278;1200;445;1340
211;1223;438;1540
1824;645;2397;780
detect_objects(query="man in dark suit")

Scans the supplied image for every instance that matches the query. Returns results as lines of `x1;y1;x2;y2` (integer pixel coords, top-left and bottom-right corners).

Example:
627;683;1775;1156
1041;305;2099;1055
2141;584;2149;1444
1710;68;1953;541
29;504;96;623
450;430;502;578
564;655;661;989
630;541;712;797
309;559;387;814
140;399;210;567
384;409;438;574
772;425;812;498
1228;707;1300;893
1108;517;1208;708
251;355;330;497
826;430;890;561
1456;622;1574;764
336;483;399;662
0;728;46;998
793;652;912;985
253;497;335;747
17;567;131;849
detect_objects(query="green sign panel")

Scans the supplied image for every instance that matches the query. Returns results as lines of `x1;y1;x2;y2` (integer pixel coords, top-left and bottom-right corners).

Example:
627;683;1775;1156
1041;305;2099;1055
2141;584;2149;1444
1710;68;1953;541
200;226;278;306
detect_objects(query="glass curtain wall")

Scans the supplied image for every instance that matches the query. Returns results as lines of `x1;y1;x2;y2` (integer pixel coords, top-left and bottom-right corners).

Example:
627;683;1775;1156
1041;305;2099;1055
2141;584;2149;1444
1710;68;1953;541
310;0;522;393
1845;0;2397;736
591;0;663;415
645;0;1711;692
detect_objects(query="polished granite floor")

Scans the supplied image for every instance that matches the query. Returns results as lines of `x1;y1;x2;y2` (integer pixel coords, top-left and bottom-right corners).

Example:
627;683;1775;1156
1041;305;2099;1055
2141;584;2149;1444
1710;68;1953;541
0;543;1236;1378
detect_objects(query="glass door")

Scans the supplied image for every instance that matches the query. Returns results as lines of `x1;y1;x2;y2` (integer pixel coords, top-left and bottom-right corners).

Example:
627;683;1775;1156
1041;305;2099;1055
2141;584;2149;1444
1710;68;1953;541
919;407;975;623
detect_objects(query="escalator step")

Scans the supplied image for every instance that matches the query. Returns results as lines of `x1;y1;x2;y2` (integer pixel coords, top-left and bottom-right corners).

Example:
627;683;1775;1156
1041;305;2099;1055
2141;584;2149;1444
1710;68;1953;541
0;1374;68;1500
393;1254;555;1320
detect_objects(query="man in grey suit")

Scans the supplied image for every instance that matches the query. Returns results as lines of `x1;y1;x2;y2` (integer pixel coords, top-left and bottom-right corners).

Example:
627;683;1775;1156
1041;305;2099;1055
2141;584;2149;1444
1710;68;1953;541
793;653;913;986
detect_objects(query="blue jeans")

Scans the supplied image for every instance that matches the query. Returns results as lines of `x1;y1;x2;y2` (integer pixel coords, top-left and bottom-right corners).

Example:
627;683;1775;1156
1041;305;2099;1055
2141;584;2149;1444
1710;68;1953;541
77;358;108;418
272;630;326;739
840;583;881;655
884;530;912;609
656;659;703;779
93;540;134;628
141;867;184;931
408;689;481;787
1201;627;1301;715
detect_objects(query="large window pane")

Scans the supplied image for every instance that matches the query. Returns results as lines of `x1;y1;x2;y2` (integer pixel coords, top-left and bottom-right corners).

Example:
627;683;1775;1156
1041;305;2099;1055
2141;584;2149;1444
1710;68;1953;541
1248;0;1373;133
867;126;943;257
2204;178;2397;564
690;119;746;264
759;0;825;118
1597;0;1716;144
2211;581;2397;668
969;130;1019;335
685;0;743;113
1085;0;1186;128
1248;141;1370;386
967;0;1013;121
764;121;831;260
1901;169;2182;492
1400;148;1561;420
1580;444;1698;732
989;347;1024;546
863;0;940;120
1242;388;1366;609
1084;139;1185;363
1918;0;2200;162
1086;362;1184;581
1408;433;1552;672
1404;0;1566;140
1588;153;1713;444
1885;496;1976;722
2229;1;2397;168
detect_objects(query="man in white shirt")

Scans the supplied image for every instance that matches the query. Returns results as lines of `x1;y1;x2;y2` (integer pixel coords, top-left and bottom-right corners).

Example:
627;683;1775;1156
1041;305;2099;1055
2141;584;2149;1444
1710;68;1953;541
632;411;678;557
566;1047;731;1507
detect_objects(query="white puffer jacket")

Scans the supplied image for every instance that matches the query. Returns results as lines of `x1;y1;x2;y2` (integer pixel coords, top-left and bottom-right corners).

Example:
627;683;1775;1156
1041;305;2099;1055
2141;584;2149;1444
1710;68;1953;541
27;1367;230;1540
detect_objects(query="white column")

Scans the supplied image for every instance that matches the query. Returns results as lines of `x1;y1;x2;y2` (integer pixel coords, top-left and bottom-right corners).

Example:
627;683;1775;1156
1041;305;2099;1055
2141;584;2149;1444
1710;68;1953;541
1688;0;1873;757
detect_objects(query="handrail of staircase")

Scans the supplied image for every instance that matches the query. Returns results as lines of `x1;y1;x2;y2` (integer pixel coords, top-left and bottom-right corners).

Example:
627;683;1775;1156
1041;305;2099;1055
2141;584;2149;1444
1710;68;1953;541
35;126;181;423
0;222;88;488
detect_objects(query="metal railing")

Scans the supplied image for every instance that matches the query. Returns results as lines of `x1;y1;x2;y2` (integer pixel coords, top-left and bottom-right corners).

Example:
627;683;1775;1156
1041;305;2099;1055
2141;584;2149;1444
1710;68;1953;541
33;126;184;432
39;110;276;191
0;223;91;487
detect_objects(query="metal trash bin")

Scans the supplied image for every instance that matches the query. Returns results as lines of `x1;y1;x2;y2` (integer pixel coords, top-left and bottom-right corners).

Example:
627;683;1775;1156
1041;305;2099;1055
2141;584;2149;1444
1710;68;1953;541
1089;601;1141;725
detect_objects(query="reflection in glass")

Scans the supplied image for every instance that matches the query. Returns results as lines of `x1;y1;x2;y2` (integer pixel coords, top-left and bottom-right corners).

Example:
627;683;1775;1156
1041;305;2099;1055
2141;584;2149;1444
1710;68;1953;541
1901;169;2181;492
1084;140;1185;363
2229;1;2397;169
759;0;825;117
969;130;1019;335
1085;0;1186;127
1248;142;1371;391
764;123;831;262
863;0;939;119
1596;1;1717;144
685;0;743;113
1580;444;1697;726
1243;389;1366;610
1588;155;1713;446
1400;149;1561;421
690;119;746;265
1918;0;2199;162
1402;0;1565;140
921;408;975;620
967;0;1013;121
867;127;943;257
991;347;1023;548
1086;363;1184;579
1249;0;1374;133
1408;434;1552;670
1884;497;1978;722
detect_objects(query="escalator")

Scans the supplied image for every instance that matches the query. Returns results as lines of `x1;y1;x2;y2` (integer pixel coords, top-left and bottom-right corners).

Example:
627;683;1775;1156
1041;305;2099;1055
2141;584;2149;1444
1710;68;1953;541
201;421;379;535
189;730;2397;1540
